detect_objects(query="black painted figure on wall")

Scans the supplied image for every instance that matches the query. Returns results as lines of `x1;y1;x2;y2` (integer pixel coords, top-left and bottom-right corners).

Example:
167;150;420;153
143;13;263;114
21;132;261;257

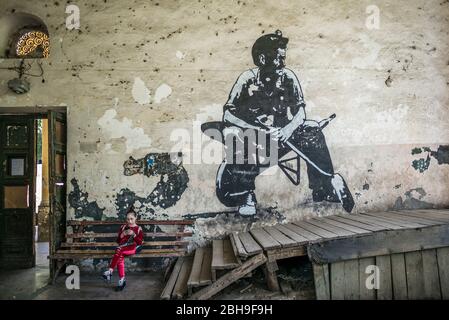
202;30;354;216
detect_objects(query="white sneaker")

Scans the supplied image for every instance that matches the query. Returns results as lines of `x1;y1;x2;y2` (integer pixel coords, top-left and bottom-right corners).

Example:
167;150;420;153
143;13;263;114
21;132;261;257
238;193;257;216
102;270;112;282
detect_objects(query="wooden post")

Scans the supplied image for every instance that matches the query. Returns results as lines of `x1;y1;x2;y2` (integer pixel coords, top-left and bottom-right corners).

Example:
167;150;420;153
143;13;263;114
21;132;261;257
263;260;280;291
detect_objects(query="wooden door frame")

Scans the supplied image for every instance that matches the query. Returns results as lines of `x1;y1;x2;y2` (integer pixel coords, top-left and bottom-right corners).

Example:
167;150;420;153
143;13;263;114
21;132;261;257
0;106;67;270
0;115;36;268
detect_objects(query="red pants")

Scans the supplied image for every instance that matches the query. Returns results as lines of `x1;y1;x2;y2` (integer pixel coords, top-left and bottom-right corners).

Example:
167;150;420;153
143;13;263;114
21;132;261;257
109;246;136;278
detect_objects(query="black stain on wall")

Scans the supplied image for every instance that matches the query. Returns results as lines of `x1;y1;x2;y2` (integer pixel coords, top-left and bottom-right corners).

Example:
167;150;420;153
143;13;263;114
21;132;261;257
68;178;105;220
431;145;449;165
411;145;449;172
393;187;434;210
116;153;189;218
362;183;370;190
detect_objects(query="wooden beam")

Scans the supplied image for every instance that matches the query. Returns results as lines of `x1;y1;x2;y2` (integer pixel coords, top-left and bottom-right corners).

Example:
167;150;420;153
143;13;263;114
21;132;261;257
61;241;189;247
66;232;193;238
67;219;194;226
173;256;193;299
189;253;267;300
161;257;184;300
266;246;306;262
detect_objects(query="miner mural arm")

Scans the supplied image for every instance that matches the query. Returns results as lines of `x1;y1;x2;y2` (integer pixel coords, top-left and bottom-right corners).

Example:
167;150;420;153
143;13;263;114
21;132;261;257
203;30;354;216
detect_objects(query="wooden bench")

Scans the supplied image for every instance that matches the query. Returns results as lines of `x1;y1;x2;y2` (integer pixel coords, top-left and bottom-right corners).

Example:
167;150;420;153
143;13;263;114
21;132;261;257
49;219;194;284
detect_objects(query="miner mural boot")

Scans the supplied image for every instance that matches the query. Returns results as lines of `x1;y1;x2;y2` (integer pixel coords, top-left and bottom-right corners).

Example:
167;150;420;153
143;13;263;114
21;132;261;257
238;192;257;216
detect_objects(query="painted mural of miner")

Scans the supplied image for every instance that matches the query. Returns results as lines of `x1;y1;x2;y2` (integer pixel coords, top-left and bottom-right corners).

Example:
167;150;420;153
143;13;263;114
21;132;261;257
204;30;354;216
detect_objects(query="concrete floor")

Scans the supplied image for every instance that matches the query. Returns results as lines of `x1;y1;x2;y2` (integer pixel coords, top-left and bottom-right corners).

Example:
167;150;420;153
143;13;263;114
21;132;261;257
0;242;165;300
0;242;50;300
0;243;313;300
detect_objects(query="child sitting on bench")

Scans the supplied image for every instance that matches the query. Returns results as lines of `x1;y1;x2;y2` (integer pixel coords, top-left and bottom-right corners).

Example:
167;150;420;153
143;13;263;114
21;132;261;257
102;208;144;291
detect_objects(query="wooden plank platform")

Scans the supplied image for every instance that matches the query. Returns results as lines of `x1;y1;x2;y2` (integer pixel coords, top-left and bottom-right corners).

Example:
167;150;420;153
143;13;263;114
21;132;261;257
162;209;449;300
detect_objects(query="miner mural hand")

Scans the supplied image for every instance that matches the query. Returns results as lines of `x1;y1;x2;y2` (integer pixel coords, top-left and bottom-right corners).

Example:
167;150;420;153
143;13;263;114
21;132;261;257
270;123;296;143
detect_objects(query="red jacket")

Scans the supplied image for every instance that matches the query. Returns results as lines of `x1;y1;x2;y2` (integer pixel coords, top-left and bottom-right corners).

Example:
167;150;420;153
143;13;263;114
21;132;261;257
116;224;144;249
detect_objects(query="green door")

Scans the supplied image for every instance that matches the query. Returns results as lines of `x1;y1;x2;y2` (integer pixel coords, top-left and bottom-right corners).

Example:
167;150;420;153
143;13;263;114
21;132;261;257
0;115;36;269
48;111;67;279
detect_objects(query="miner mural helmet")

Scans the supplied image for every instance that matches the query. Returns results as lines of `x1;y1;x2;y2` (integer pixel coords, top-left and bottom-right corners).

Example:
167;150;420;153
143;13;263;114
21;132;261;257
251;29;289;67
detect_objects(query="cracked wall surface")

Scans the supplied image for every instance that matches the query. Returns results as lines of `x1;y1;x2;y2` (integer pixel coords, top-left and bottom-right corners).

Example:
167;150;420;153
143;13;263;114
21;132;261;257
1;0;449;246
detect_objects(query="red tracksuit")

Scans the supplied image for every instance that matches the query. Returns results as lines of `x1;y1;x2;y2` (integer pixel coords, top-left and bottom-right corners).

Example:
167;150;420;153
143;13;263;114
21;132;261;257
109;224;144;278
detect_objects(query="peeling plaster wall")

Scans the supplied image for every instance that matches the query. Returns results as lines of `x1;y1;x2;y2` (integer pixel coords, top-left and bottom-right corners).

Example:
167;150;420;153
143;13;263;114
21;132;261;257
1;0;449;251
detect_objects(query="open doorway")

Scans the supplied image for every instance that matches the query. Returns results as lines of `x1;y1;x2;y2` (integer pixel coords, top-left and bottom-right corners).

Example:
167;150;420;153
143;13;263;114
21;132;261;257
0;109;66;282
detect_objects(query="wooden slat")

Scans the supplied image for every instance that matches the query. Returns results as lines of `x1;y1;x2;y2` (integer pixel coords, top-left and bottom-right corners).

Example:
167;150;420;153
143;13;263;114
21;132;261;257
391;253;408;300
343;259;359;300
283;223;321;241
349;214;404;230
398;210;449;223
211;240;224;269
249;228;281;250
188;248;204;287
360;212;418;228
345;214;403;230
318;216;372;234
222;238;240;268
308;218;356;237
337;215;388;231
238;232;262;255
67;232;193;238
421;249;441;299
330;215;384;232
364;212;426;228
61;241;188;247
274;224;308;244
230;232;247;258
312;263;330;300
55;248;185;254
330;261;345;300
376;255;392;299
308;224;449;264
161;257;184;299
358;257;376;300
189;253;267;300
436;247;449;299
173;255;193;299
405;251;424;300
199;247;213;286
68;219;194;226
413;209;449;220
293;220;337;239
388;211;444;226
263;226;297;247
51;252;185;259
211;239;239;270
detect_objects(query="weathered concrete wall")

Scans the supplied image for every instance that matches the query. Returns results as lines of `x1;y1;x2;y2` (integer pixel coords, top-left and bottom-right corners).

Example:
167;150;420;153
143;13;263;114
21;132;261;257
1;0;449;251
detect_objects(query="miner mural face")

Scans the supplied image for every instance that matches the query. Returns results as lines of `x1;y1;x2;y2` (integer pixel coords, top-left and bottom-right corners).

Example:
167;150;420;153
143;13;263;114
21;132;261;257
259;47;286;72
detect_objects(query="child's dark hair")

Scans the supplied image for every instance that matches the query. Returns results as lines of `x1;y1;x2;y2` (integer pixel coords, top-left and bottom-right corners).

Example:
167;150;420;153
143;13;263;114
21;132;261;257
126;205;137;217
